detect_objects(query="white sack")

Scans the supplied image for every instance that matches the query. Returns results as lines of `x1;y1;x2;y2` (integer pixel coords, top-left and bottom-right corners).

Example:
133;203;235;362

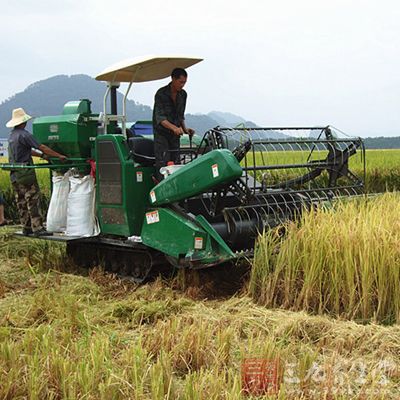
46;172;70;232
66;175;97;237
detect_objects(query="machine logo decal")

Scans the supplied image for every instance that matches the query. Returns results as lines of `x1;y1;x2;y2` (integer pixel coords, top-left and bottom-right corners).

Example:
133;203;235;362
150;190;156;203
146;210;159;224
194;237;204;249
212;164;219;178
49;124;59;133
136;171;143;182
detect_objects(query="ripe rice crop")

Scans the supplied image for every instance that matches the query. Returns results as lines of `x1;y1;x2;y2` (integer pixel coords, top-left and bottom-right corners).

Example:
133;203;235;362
249;192;400;324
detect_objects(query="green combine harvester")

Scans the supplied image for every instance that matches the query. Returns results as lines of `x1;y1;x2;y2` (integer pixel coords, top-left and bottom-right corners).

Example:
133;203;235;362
2;56;366;282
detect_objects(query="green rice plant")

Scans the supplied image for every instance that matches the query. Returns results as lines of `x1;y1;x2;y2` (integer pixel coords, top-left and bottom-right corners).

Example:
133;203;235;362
250;192;400;324
109;296;193;325
149;351;174;399
180;369;243;400
0;157;50;222
1;149;400;225
243;149;400;194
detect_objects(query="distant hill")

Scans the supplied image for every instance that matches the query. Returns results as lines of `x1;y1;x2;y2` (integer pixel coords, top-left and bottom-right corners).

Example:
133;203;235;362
0;75;148;137
208;111;245;125
0;75;231;138
0;75;332;142
207;110;259;128
2;75;400;147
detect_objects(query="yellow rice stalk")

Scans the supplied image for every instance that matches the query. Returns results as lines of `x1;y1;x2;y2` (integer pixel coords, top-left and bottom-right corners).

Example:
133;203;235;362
250;193;400;324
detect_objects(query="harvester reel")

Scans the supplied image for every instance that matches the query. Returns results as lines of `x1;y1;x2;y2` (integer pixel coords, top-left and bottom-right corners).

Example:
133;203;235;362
185;125;365;253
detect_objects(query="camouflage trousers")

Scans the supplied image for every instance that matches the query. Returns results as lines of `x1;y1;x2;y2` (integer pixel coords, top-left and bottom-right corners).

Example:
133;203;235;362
12;181;43;232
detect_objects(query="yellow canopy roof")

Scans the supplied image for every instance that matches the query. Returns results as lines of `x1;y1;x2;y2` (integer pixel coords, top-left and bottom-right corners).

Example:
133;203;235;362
95;55;203;83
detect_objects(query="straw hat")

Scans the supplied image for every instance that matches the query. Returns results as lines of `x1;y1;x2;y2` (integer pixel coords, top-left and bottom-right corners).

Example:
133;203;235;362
6;108;32;128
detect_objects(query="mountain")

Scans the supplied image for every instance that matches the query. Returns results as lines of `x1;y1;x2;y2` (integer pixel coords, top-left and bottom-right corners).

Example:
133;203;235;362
0;75;226;138
208;110;259;128
0;74;147;137
2;75;399;147
185;113;219;133
208;111;246;126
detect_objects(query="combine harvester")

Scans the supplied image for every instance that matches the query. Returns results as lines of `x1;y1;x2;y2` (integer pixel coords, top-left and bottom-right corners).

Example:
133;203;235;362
1;56;366;282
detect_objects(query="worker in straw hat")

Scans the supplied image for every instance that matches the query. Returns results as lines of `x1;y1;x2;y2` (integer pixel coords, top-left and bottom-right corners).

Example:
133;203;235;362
6;107;68;236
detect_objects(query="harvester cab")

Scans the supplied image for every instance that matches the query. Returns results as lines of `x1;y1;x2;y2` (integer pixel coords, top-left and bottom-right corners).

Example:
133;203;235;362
1;56;366;282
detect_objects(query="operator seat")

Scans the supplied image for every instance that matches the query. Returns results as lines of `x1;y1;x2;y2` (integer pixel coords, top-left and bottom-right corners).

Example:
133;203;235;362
128;136;155;166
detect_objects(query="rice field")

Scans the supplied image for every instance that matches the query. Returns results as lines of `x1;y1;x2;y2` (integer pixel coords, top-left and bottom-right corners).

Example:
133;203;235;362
242;149;400;193
0;232;399;399
1;149;400;219
1;149;400;398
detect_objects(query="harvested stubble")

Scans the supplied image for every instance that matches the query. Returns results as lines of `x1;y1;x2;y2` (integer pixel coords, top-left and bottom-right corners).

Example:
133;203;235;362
250;192;400;324
0;228;400;399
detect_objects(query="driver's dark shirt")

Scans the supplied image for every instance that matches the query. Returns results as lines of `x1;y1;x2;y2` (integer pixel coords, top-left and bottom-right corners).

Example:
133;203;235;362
152;82;187;136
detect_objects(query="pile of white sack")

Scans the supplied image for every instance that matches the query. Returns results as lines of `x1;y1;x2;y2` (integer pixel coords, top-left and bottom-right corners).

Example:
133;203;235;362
46;171;99;236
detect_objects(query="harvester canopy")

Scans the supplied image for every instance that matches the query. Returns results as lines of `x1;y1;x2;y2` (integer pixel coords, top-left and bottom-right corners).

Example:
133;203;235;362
95;55;203;83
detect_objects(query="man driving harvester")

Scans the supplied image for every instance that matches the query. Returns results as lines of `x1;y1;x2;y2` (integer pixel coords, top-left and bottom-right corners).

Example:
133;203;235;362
152;67;195;181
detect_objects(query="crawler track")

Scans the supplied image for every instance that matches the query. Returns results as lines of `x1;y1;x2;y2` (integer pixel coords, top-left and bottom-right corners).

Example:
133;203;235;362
14;231;249;287
66;239;170;283
13;231;170;283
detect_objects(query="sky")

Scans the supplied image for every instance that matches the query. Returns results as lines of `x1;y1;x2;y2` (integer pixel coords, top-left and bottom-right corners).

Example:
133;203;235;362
1;0;400;137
